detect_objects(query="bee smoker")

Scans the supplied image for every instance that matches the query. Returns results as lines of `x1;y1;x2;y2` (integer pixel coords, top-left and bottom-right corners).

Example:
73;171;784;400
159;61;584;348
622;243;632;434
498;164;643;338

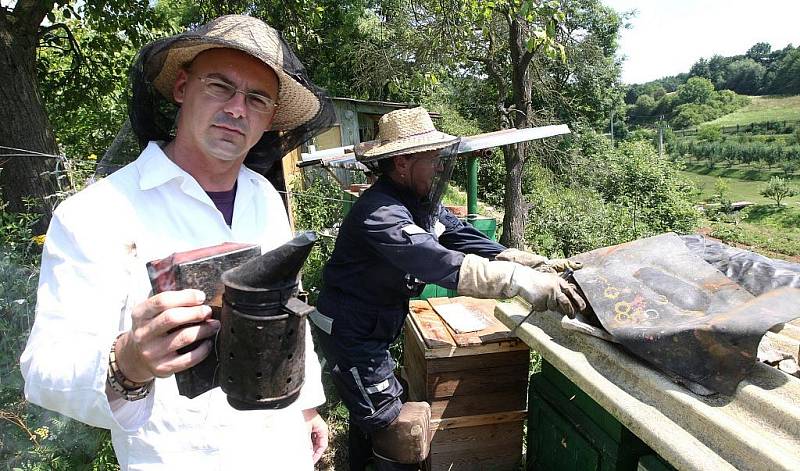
217;232;317;410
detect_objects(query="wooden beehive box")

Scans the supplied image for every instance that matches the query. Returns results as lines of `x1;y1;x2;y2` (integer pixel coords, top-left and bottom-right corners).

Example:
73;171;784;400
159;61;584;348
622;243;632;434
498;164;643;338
403;297;530;470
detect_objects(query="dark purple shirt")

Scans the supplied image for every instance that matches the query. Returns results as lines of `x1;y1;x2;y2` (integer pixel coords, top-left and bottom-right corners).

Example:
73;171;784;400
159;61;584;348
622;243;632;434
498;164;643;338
206;182;237;227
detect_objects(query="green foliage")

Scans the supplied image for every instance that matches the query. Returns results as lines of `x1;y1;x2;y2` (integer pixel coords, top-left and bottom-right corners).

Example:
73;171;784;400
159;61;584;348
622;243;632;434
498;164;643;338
697;126;721;142
670;89;750;129
723;58;765;95
684;43;800;95
525;178;638;257
0;201;118;470
766;47;800;95
0;201;39;261
290;174;344;303
704;95;800;128
523;132;699;256
572;135;699;234
38;2;173;161
672;138;800;169
676;77;715;105
760;176;798;206
633;94;656;117
781;161;798;178
709;204;800;258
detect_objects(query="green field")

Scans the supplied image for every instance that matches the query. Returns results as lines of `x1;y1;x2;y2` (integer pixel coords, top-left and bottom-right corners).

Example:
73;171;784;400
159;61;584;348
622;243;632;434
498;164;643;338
679;163;800;205
704;95;800;127
679;162;800;259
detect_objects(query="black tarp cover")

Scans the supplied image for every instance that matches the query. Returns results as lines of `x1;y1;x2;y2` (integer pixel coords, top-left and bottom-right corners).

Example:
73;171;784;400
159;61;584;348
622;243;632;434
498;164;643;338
569;233;800;395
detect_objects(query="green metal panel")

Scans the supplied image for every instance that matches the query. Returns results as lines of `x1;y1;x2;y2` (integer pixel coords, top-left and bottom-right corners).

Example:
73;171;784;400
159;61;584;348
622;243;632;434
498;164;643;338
637;455;676;471
539;361;624;441
528;384;601;471
341;190;358;217
528;366;653;471
416;283;457;300
466;215;497;241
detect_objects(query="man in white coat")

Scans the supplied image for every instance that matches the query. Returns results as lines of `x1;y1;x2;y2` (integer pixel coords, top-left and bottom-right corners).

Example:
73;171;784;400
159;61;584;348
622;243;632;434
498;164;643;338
21;15;335;470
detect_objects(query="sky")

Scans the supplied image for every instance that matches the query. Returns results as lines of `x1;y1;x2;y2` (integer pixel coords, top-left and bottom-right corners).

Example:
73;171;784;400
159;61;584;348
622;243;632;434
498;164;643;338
601;0;800;84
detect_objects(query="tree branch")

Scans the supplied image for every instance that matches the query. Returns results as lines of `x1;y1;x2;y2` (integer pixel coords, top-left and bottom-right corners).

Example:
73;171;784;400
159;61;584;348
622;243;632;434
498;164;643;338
38;22;84;67
13;0;55;32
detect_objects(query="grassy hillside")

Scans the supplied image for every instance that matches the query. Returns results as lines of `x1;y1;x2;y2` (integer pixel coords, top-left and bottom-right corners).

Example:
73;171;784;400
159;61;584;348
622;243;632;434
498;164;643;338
704;95;800;127
679;163;800;204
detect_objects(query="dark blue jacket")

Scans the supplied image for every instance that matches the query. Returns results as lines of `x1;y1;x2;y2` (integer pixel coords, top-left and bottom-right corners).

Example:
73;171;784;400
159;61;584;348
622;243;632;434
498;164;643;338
316;176;505;341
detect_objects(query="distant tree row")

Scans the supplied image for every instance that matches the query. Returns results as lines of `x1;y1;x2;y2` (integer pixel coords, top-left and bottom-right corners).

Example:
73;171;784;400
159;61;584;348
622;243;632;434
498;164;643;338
671;138;800;171
626;42;800;105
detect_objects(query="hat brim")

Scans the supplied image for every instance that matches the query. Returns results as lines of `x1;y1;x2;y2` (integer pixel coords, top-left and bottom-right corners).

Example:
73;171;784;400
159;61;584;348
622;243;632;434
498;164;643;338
150;38;320;131
357;130;459;162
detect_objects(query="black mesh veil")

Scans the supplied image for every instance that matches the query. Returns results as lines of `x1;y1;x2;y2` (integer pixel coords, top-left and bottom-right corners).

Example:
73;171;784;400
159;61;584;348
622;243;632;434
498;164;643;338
97;18;336;177
420;140;460;229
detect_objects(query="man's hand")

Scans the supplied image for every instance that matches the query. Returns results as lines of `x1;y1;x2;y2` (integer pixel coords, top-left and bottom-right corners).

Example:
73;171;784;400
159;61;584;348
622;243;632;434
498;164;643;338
538;258;583;274
458;255;586;317
114;289;220;383
495;248;548;268
303;408;328;464
495;248;583;274
511;267;586;317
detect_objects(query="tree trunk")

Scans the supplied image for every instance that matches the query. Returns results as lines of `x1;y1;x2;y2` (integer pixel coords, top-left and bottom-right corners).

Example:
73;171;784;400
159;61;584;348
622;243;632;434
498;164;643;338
499;15;533;249
0;8;60;234
499;143;526;248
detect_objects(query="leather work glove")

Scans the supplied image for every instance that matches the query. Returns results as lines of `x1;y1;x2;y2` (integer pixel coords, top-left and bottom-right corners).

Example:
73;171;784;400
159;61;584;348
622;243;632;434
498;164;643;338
495;248;583;274
537;258;583;274
495;248;548;268
457;254;586;317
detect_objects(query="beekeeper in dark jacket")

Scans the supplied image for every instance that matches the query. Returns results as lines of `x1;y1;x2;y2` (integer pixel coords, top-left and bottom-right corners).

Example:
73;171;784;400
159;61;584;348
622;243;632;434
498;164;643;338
311;107;585;470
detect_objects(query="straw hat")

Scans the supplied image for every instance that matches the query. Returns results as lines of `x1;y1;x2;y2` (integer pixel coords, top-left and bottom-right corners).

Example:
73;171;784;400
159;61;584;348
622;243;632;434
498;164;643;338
146;15;320;131
356;107;459;163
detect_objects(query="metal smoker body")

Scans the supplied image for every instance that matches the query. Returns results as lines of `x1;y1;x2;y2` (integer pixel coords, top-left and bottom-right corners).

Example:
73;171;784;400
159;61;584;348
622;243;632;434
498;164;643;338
218;232;317;410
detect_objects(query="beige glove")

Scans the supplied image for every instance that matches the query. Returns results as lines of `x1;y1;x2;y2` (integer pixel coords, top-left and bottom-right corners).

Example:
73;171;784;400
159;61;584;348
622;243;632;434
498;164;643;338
457;254;586;317
539;258;583;273
495;248;548;268
496;248;583;274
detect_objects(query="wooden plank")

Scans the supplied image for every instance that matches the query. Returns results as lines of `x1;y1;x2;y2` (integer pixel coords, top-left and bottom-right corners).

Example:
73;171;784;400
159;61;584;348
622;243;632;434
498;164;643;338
408;299;456;349
431;410;527;431
422;339;529;359
426;349;529;374
428;296;517;346
430;420;524;453
426;362;529;399
402;320;428;402
427;421;524;471
430;389;527;419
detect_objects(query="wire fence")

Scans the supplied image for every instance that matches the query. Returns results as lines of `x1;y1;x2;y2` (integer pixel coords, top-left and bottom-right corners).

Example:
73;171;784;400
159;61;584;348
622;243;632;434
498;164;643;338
0;144;363;207
674;119;800;136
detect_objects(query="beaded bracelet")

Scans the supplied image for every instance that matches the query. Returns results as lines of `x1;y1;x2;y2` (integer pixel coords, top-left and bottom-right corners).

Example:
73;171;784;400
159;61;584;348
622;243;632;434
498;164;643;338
107;335;153;401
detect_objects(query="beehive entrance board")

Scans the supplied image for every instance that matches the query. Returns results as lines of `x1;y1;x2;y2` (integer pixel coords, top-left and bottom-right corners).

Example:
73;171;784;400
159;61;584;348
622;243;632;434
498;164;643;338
404;297;530;471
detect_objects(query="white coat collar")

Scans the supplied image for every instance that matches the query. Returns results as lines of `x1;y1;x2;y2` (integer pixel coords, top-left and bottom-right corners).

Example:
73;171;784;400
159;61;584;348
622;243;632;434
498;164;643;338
136;141;262;189
134;142;265;226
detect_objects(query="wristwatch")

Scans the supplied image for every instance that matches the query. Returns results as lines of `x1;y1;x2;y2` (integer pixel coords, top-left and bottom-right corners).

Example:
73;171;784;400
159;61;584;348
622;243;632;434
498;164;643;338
107;335;153;401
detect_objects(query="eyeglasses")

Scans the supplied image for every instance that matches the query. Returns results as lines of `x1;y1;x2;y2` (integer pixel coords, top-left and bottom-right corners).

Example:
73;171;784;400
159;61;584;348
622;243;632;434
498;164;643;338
198;76;277;114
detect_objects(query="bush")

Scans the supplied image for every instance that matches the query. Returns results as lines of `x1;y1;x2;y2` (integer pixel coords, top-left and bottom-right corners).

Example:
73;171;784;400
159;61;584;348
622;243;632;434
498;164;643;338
525;181;638;257
572;135;699;235
290;173;345;303
0;204;119;470
760;176;797;206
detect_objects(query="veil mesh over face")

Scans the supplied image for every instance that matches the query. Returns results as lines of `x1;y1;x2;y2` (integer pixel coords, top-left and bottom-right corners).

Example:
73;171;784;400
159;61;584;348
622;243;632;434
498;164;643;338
97;16;336;177
420;140;460;229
